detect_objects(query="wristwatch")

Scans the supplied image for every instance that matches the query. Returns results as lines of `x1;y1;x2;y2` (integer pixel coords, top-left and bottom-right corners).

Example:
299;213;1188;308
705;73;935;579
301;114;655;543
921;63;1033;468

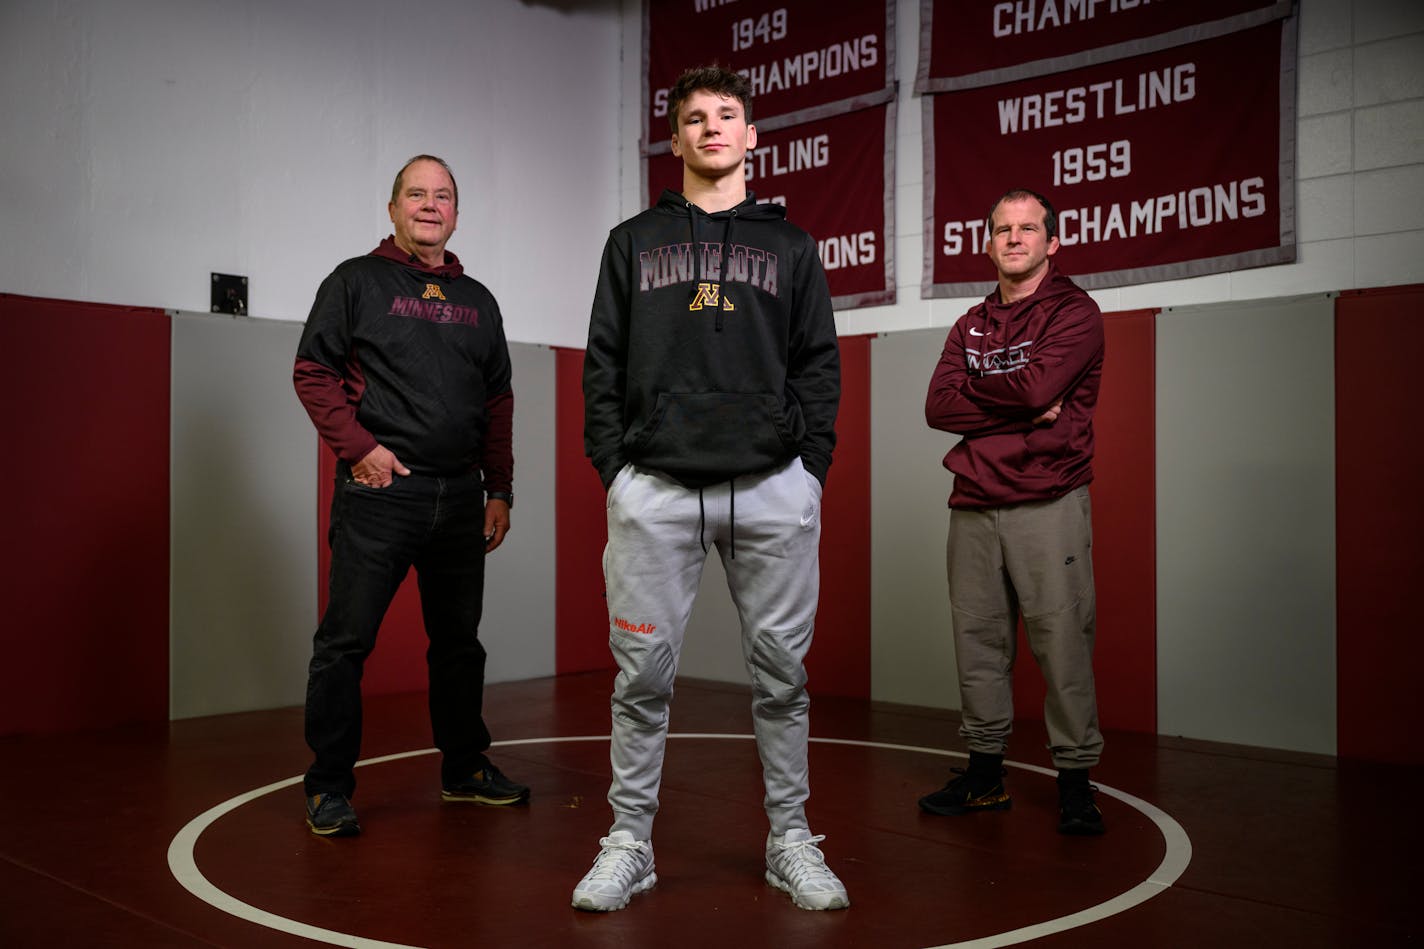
487;490;513;507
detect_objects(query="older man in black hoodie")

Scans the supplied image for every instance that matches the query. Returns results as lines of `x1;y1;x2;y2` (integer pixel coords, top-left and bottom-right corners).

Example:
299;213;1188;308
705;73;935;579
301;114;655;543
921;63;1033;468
293;155;529;839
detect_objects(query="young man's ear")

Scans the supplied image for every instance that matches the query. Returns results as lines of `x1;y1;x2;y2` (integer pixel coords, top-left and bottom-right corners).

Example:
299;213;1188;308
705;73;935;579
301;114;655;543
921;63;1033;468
746;124;757;149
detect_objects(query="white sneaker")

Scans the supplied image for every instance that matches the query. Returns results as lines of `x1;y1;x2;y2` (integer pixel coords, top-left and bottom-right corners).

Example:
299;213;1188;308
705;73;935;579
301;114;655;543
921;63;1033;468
571;831;657;912
765;828;850;911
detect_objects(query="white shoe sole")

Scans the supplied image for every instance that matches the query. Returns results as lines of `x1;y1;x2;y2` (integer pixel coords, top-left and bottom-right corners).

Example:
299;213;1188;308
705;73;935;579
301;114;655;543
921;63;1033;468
571;870;658;912
765;870;850;911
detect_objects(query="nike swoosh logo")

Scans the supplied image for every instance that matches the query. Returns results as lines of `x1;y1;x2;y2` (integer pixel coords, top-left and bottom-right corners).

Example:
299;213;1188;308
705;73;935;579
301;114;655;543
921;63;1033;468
969;327;986;337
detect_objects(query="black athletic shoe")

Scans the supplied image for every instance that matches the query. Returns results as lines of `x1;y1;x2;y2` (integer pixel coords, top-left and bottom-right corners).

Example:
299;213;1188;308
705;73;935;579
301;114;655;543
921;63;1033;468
441;762;530;805
306;792;361;837
1057;771;1106;835
919;766;1012;816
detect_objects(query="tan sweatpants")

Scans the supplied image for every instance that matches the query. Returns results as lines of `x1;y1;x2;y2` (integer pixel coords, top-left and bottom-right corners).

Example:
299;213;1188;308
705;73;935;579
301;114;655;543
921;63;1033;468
947;485;1103;770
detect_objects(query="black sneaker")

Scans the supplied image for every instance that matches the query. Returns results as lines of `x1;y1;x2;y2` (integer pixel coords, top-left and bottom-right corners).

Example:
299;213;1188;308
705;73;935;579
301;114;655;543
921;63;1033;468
441;762;530;805
306;792;360;837
919;766;1011;816
1057;772;1106;835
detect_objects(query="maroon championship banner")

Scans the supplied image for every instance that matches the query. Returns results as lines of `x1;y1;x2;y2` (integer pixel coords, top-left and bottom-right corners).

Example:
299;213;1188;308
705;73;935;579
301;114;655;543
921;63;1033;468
647;103;896;309
644;0;895;153
916;0;1292;92
924;19;1296;297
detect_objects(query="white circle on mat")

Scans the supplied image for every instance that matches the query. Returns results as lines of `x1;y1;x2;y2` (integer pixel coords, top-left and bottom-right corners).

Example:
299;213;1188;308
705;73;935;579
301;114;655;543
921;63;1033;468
167;734;1191;949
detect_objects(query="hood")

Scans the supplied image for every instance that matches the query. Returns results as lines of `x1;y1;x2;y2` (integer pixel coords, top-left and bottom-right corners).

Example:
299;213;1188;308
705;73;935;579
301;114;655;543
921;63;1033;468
370;235;465;280
982;262;1079;318
652;188;787;222
991;259;1076;306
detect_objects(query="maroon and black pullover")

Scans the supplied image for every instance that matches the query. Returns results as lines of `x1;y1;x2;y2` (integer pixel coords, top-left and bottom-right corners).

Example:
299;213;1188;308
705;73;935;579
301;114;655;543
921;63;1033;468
294;237;513;493
925;262;1104;509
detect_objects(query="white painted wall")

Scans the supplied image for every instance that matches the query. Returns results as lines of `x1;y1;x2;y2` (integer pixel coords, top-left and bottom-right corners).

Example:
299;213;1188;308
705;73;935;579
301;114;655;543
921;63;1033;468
0;0;622;347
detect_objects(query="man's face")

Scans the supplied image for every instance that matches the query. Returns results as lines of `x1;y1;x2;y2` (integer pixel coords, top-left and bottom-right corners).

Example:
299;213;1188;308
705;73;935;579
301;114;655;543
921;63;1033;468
389;159;458;253
670;90;756;180
985;197;1059;282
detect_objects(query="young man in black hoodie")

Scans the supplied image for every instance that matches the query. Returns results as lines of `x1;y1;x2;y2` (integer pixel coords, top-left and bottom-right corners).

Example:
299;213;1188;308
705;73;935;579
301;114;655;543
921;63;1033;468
574;66;846;913
293;155;529;838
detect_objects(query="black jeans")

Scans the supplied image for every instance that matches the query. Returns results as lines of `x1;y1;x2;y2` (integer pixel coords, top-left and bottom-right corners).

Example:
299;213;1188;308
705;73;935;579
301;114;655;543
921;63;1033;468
304;465;492;797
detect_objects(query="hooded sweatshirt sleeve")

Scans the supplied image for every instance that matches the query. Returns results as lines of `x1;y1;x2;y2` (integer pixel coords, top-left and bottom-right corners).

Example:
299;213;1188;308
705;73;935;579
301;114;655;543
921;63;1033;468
583;231;633;489
925;317;1035;437
478;301;514;495
786;231;840;485
962;292;1103;417
293;266;380;464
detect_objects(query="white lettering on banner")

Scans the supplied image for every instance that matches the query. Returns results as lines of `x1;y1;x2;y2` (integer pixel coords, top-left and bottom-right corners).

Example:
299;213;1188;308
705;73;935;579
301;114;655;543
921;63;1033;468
819;232;877;270
1052;140;1132;186
740;35;879;96
1056;177;1266;244
746;133;830;182
941;218;992;256
997;63;1195;133
993;0;1159;38
731;8;788;51
694;0;740;11
941;176;1266;255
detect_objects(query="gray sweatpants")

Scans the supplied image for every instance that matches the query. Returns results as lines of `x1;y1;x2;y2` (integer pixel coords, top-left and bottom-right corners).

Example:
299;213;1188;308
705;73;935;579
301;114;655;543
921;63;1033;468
947;485;1104;770
601;458;823;841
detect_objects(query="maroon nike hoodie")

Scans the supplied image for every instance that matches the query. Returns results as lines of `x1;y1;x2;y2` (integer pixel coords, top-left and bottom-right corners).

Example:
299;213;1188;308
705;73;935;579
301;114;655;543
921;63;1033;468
925;263;1104;509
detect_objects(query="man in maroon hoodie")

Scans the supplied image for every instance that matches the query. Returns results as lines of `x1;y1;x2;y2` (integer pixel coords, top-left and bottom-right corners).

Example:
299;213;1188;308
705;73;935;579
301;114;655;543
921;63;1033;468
919;188;1106;835
292;155;529;838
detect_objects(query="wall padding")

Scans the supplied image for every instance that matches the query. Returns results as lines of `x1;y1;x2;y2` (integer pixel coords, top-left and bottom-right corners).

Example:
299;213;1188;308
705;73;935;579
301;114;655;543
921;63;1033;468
1156;295;1336;755
169;312;312;719
1;294;170;735
1335;285;1424;765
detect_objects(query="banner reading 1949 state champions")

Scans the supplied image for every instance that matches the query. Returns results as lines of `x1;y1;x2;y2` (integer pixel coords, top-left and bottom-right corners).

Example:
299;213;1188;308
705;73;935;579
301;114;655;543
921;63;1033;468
644;0;895;148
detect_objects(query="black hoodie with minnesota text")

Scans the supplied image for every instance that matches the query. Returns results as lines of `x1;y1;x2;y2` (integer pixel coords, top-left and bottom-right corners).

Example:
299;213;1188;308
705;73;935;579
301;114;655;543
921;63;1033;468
583;189;840;490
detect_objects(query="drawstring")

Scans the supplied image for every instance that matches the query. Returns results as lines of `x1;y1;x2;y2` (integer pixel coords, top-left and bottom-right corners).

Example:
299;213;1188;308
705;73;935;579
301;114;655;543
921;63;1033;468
715;210;736;333
684;201;738;332
686;202;700;303
698;487;708;554
712;210;734;332
694;480;736;559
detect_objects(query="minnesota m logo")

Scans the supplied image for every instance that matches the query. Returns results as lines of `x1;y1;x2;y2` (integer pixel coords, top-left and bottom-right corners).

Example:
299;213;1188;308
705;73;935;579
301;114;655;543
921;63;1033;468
688;282;734;312
422;283;447;301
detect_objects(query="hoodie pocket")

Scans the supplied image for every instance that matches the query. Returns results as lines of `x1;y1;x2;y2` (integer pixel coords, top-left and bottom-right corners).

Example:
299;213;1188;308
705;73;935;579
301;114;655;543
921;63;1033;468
628;392;794;477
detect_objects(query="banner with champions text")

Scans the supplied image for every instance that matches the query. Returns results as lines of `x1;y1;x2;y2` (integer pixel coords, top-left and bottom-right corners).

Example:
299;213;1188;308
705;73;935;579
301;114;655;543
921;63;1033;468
916;0;1292;92
644;0;895;151
923;18;1296;298
648;102;896;309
